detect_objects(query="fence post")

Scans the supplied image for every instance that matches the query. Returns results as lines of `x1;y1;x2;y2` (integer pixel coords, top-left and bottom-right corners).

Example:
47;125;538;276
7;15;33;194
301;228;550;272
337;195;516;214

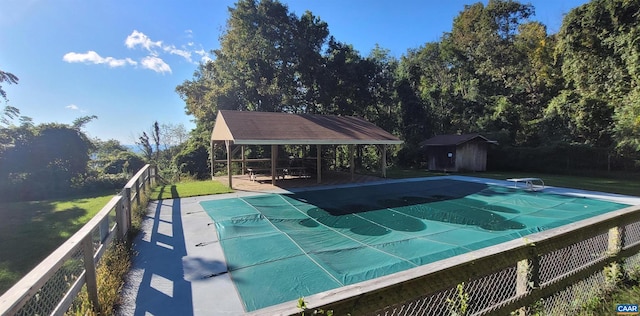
134;178;141;207
516;243;540;315
124;187;132;228
153;165;157;186
115;199;127;241
82;236;100;311
608;226;622;256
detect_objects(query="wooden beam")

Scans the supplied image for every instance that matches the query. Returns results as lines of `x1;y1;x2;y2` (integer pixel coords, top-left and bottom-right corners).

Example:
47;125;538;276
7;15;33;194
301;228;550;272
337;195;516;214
225;140;232;188
316;144;321;184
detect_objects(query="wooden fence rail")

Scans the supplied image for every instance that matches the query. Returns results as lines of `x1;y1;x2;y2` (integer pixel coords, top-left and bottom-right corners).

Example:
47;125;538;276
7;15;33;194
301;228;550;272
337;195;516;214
0;165;156;316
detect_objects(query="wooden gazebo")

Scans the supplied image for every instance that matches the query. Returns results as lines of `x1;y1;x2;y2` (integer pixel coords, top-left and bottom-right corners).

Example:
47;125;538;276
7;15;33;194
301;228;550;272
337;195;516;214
210;110;402;188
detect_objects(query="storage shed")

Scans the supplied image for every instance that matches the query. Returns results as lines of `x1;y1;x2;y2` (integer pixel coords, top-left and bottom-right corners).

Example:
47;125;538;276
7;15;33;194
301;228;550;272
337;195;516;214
419;134;496;172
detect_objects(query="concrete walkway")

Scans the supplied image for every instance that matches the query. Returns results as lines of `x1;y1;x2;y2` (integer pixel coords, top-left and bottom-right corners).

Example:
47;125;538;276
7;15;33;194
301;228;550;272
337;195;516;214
117;191;275;316
117;173;384;316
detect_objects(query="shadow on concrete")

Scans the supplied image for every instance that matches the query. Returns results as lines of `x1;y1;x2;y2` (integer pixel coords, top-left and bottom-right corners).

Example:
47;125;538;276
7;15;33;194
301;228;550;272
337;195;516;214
129;197;193;316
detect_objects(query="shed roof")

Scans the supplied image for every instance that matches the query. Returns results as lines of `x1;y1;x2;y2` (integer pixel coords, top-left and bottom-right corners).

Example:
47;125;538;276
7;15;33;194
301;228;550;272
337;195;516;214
419;133;494;147
211;110;403;145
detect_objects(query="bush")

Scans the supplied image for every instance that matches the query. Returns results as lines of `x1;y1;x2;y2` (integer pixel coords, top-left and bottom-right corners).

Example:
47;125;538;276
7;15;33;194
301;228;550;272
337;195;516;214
0;172;127;202
174;143;210;179
488;144;639;173
74;173;129;193
397;145;424;168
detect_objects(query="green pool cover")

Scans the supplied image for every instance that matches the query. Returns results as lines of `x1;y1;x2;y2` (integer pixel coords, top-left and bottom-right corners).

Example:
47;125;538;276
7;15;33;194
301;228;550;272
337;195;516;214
200;179;629;311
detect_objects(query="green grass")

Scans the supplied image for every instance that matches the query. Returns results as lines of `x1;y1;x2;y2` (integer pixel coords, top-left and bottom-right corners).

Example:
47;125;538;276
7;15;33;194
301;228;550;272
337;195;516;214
461;171;640;197
0;191;115;295
381;167;640;197
150;180;232;200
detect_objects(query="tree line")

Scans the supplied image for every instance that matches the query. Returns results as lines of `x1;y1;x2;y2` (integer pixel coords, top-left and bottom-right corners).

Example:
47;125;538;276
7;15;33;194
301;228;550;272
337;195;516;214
176;0;640;173
1;70;189;201
1;0;638;201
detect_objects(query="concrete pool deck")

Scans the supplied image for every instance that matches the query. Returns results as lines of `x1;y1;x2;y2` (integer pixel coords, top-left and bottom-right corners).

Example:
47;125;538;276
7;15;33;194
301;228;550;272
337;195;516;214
117;176;640;316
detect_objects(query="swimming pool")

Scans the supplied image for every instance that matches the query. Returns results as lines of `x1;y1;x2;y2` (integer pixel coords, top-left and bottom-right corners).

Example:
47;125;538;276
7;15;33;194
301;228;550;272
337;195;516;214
200;178;630;311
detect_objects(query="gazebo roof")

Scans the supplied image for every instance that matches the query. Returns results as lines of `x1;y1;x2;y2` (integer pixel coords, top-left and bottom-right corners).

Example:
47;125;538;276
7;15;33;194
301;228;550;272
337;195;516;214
211;110;402;145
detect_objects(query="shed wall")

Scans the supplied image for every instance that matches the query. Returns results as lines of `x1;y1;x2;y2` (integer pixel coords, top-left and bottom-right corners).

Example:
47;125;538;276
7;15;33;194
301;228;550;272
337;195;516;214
455;139;488;171
426;146;457;171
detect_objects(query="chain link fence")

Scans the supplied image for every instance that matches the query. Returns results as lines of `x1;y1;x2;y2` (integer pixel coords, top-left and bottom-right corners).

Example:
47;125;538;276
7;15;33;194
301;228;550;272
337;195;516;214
370;206;640;316
0;165;155;316
14;248;85;316
256;204;640;315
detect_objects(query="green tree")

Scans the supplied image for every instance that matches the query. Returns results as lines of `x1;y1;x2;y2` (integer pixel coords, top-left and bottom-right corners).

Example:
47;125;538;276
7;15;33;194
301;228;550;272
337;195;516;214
365;45;400;134
442;0;539;144
174;124;213;179
1;69;20;127
92;139;145;175
176;0;329;124
0;122;95;200
552;0;640;149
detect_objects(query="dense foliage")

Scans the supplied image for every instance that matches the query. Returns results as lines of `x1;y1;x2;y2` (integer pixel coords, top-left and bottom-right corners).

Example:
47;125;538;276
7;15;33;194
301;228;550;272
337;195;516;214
2;0;639;198
176;0;640;174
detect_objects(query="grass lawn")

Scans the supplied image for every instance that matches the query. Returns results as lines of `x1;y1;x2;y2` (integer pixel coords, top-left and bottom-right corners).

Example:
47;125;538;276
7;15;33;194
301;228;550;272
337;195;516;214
150;180;232;200
0;191;115;295
461;171;640;197
382;167;640;197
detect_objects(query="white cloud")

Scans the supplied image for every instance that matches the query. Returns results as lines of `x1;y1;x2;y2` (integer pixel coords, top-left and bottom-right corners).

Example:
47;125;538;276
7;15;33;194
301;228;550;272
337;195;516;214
163;45;192;62
63;51;137;67
141;56;171;74
65;104;87;113
194;49;212;63
125;30;162;52
63;29;208;73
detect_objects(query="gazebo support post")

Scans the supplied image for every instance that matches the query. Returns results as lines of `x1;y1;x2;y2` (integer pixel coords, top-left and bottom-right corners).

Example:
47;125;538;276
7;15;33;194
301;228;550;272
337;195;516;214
380;144;387;178
349;144;355;181
225;140;232;188
241;145;246;175
210;140;215;180
271;144;277;185
316;144;321;184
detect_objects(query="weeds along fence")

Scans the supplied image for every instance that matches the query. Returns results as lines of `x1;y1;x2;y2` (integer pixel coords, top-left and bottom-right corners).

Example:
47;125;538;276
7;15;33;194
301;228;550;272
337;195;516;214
256;203;640;316
0;165;156;316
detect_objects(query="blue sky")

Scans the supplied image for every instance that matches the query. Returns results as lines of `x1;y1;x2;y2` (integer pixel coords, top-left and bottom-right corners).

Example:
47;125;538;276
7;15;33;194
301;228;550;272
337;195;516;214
1;0;588;144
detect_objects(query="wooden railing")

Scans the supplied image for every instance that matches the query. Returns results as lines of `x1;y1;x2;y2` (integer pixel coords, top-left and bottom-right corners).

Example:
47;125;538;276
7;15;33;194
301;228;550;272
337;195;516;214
0;165;156;316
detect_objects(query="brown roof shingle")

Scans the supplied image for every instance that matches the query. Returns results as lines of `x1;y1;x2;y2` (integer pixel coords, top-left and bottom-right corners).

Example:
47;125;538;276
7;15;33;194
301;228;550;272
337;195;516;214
211;110;402;145
419;134;492;147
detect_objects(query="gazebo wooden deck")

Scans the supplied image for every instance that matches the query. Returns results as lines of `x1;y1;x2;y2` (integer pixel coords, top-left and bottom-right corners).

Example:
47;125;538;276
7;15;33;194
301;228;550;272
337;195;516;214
213;170;384;192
